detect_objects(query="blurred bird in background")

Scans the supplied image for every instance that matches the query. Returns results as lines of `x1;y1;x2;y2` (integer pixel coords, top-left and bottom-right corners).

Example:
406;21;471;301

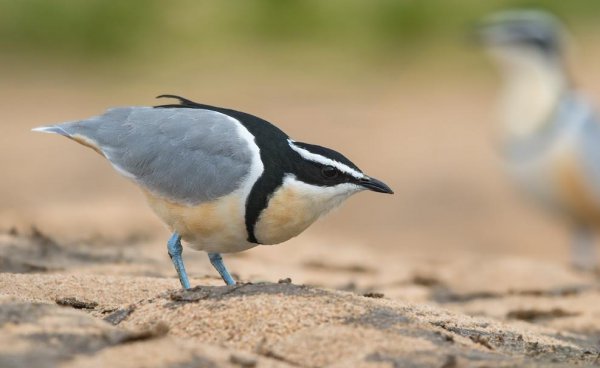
477;10;600;271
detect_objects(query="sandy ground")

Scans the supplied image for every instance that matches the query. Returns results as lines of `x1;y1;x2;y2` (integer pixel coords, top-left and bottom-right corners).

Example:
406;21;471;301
1;228;600;367
2;49;600;366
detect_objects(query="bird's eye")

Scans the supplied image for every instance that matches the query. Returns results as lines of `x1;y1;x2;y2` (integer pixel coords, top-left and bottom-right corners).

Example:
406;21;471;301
321;166;338;179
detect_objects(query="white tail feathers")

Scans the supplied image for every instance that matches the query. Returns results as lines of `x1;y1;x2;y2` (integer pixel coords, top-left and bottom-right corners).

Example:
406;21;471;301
31;125;70;137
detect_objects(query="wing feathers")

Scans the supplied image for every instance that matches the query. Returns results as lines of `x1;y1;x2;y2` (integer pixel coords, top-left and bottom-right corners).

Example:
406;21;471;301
35;107;256;205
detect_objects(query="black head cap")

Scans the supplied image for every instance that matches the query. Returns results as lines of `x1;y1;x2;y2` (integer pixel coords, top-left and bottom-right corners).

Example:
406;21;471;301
475;10;564;56
289;141;393;194
292;142;361;171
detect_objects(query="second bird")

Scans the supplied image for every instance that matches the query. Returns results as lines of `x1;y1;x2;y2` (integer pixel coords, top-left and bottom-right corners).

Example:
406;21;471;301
34;95;394;288
478;10;600;270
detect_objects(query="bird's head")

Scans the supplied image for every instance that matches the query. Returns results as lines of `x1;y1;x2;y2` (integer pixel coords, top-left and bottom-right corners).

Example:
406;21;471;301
249;139;393;245
474;10;565;69
286;139;393;199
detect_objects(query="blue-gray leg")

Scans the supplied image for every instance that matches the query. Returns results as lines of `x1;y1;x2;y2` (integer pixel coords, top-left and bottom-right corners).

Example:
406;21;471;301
167;232;191;289
208;253;236;285
571;225;597;272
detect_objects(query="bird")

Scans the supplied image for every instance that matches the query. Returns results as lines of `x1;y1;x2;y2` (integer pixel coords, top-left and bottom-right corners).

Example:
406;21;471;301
33;95;394;288
476;10;600;270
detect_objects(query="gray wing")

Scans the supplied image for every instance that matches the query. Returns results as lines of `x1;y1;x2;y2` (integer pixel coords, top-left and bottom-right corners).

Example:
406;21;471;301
54;107;254;204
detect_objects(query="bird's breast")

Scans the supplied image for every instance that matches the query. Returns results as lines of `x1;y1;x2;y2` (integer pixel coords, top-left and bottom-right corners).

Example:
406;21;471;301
253;177;358;245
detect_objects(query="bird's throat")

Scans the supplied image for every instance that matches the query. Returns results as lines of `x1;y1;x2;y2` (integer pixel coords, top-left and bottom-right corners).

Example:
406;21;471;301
495;51;567;142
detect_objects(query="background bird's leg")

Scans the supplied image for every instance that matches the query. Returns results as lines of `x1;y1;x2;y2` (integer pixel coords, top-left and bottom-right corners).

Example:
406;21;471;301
167;232;191;289
208;253;236;285
570;225;597;272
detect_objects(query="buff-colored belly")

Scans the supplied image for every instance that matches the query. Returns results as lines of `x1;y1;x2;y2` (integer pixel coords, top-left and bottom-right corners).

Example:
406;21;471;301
143;190;254;253
553;147;600;225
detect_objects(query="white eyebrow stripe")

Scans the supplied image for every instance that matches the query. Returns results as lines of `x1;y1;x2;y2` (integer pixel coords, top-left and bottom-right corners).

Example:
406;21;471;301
288;139;364;179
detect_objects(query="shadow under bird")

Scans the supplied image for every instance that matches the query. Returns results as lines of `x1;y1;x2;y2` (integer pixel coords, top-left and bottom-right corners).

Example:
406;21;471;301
476;10;600;270
33;95;393;288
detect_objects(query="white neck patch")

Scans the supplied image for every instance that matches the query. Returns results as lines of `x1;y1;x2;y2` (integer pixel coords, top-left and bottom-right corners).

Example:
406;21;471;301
288;139;364;180
224;113;265;204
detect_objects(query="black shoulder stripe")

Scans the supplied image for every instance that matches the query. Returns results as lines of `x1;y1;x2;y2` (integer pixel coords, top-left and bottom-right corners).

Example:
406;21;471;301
244;170;285;243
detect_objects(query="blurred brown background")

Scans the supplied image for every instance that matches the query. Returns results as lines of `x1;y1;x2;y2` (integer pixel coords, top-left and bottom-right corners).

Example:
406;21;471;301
2;0;600;270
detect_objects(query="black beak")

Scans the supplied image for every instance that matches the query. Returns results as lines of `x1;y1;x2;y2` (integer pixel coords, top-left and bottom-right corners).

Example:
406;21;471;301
359;176;394;194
